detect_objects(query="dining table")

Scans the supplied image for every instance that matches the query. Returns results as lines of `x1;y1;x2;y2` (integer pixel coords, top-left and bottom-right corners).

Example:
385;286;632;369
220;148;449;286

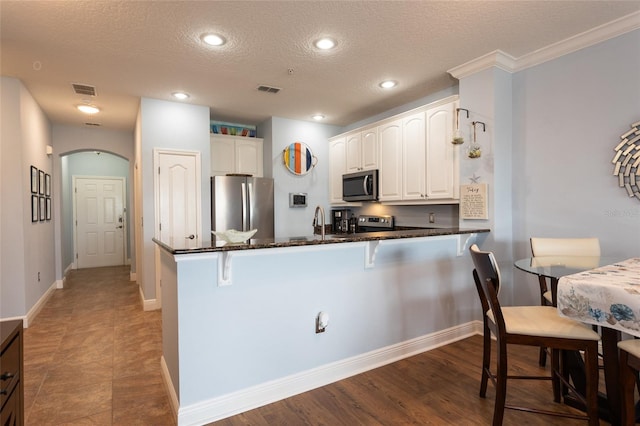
515;256;640;426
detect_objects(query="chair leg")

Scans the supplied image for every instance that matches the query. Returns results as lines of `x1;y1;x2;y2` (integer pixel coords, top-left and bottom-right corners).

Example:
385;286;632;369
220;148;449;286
480;322;491;398
493;338;508;426
584;344;600;426
550;348;561;403
620;349;637;426
538;346;547;367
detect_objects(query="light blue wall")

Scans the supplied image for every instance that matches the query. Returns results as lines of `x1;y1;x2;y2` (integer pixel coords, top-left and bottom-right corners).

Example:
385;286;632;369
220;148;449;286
164;234;484;414
511;29;640;304
264;117;342;238
139;98;211;300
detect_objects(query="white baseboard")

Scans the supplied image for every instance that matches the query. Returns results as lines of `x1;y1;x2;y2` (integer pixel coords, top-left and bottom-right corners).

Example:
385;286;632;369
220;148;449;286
55;279;64;289
161;355;179;419
176;321;483;426
130;271;137;281
138;285;160;311
23;281;58;328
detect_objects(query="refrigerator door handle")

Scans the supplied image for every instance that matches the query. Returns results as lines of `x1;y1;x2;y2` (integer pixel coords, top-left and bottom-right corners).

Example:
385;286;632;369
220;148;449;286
241;182;248;231
247;182;253;230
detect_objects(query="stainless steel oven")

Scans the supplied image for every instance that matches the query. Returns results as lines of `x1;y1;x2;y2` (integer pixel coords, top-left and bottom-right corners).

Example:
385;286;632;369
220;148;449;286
356;215;394;232
342;169;378;202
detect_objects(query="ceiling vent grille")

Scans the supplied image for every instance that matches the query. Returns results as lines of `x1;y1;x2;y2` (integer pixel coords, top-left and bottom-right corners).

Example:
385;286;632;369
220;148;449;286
257;85;281;94
72;83;97;96
84;122;101;127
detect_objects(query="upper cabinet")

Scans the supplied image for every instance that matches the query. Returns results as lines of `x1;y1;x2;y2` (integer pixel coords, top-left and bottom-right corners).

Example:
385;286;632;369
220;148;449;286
329;136;347;204
330;95;459;205
378;119;403;201
211;135;263;177
345;126;379;173
425;101;457;199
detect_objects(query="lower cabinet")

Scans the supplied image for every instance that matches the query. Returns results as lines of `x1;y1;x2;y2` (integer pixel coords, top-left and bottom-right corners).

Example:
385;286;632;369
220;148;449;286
1;320;23;426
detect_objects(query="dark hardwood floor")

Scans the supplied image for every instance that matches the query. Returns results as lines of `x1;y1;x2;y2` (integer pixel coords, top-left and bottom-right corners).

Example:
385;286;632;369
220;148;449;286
23;266;611;425
214;336;607;425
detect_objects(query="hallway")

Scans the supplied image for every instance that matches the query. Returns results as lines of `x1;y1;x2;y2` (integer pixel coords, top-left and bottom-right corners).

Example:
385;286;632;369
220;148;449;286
22;266;175;425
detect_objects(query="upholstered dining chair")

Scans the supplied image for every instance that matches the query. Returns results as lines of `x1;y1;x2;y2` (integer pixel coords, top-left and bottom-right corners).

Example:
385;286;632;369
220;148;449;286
618;339;640;426
530;237;601;366
470;244;601;426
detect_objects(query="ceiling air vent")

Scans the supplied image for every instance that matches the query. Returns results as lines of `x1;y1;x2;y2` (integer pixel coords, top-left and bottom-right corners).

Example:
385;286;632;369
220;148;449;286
72;83;97;96
84;122;101;127
257;85;281;94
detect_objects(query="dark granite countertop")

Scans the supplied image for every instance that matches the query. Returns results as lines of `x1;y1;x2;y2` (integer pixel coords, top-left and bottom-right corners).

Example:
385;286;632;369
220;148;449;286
153;227;490;255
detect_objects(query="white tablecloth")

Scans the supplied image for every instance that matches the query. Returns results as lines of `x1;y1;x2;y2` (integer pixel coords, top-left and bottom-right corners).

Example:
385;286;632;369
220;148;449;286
557;257;640;338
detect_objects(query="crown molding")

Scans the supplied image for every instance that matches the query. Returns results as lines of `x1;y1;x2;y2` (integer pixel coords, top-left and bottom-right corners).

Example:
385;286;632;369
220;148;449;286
448;10;640;80
447;50;516;80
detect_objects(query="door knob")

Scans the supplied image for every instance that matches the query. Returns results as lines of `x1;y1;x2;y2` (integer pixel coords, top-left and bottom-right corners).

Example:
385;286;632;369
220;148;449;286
116;225;123;229
185;234;195;240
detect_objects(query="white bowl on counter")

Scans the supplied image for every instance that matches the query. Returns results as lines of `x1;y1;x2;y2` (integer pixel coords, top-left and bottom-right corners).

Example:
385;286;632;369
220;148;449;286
212;229;257;244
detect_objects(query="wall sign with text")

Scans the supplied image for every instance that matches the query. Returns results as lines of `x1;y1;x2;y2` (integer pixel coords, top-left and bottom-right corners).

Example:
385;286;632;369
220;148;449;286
460;183;489;220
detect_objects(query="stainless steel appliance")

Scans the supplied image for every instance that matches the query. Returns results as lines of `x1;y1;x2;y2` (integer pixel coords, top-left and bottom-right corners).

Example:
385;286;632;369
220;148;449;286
211;176;274;239
356;215;394;232
342;169;378;202
331;208;353;233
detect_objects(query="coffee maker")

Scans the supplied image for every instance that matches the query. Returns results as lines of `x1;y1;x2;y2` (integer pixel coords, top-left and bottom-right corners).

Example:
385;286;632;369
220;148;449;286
331;209;352;233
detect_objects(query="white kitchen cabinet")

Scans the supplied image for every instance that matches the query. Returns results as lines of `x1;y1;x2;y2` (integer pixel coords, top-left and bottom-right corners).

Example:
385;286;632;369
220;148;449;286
211;135;263;177
402;111;426;200
329;136;347;204
328;95;459;206
378;119;403;201
425;100;457;199
345;126;378;173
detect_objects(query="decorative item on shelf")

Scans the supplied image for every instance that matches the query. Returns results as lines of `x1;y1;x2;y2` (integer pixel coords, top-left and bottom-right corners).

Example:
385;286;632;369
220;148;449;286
452;108;469;145
611;119;640;202
210;120;256;137
283;141;317;176
468;121;486;159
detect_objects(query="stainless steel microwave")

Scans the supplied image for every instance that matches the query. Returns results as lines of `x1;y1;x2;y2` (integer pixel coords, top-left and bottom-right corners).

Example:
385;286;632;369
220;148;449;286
342;170;378;202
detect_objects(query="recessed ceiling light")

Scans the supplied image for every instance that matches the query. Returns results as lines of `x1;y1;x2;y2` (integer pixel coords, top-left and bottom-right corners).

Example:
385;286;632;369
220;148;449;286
312;114;325;121
202;33;226;46
379;80;397;89
314;37;337;50
172;91;190;100
77;104;100;114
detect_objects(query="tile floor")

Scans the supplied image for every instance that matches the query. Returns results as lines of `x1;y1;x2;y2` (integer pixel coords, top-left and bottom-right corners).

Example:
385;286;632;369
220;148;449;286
22;266;176;425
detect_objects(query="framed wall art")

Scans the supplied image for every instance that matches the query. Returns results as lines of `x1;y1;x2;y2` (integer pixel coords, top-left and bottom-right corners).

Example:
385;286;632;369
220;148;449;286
39;196;45;221
45;173;51;197
31;166;38;194
46;197;51;220
31;195;39;222
38;170;45;195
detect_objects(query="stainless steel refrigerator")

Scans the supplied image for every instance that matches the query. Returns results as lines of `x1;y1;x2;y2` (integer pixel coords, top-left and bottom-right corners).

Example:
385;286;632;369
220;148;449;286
211;176;274;239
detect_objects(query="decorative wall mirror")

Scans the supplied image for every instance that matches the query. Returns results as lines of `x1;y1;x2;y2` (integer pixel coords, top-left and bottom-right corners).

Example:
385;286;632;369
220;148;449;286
612;120;640;202
283;141;317;175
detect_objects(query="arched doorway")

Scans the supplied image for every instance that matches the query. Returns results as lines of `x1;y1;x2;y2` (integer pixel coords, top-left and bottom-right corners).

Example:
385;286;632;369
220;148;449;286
60;151;131;269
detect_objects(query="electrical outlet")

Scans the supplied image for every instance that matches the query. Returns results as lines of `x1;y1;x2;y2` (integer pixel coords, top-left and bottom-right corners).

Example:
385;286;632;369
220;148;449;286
429;213;435;224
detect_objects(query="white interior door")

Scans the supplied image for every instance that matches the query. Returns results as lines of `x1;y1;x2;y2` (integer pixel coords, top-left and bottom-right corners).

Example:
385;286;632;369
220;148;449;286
155;150;201;249
75;177;125;268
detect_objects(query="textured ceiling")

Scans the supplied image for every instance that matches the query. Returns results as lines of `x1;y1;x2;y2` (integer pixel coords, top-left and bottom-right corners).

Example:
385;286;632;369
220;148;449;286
1;1;639;131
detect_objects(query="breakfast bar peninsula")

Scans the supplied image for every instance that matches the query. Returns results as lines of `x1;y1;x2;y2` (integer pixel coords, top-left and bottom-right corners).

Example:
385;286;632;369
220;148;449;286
155;226;489;425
